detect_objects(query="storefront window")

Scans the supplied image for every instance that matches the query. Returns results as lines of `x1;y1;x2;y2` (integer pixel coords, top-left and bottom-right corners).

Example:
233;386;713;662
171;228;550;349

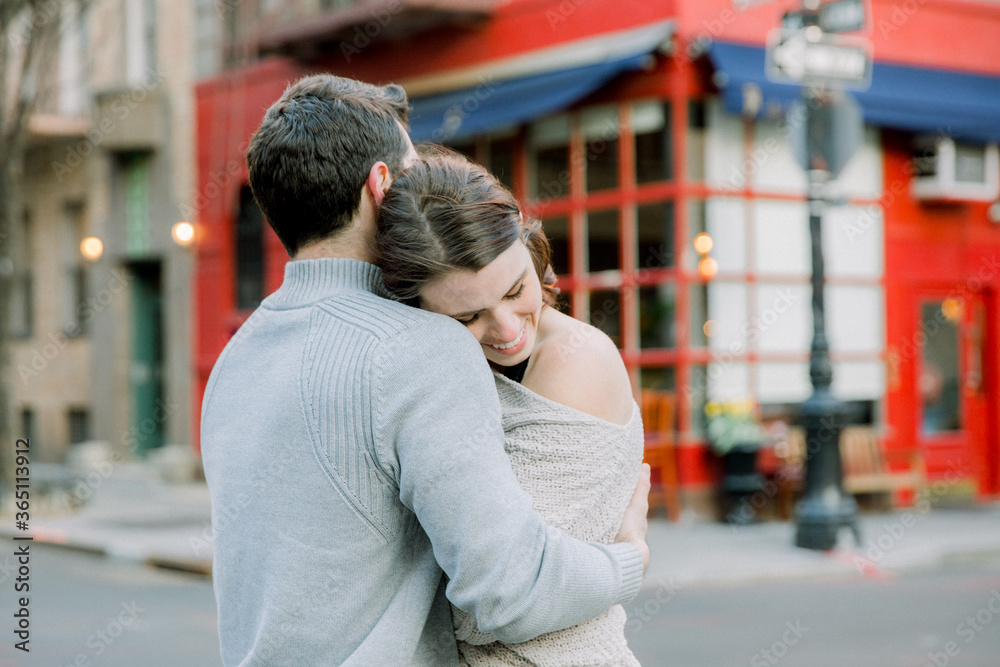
689;284;709;348
530;115;570;200
639;283;676;349
542;215;569;276
689;364;709;438
488;132;517;191
634;101;671;183
640;365;676;392
687;99;706;183
920;300;962;434
590;289;621;347
637;201;675;271
583;105;619;192
586;208;619;273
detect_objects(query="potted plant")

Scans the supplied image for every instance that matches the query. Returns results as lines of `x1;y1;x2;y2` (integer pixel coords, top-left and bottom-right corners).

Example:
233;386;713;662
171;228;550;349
705;399;767;524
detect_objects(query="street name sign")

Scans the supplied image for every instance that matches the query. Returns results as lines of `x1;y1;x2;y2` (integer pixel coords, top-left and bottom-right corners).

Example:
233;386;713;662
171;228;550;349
766;29;873;90
783;0;867;33
819;0;867;33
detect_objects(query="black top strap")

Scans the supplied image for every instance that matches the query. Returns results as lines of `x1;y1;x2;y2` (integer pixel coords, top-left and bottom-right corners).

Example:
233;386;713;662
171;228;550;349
505;357;530;384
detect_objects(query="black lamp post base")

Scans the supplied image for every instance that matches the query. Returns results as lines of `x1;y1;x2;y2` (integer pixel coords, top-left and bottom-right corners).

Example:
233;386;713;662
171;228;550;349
793;388;861;550
794;495;861;550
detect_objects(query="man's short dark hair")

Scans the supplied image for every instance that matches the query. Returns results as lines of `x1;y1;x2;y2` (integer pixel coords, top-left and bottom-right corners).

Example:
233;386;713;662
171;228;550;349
246;74;410;256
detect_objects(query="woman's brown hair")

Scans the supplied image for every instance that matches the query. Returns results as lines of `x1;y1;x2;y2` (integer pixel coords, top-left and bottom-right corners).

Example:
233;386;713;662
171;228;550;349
376;148;558;308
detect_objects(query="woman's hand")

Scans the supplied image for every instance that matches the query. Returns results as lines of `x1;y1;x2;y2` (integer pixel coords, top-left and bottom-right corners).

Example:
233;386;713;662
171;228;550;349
615;463;651;571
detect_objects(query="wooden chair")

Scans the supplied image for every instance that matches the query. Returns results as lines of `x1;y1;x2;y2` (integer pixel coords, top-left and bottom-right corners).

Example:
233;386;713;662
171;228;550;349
840;426;926;500
774;425;925;516
640;390;681;522
774;426;806;520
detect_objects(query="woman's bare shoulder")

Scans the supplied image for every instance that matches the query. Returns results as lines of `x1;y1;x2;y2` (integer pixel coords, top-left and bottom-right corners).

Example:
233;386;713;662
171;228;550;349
523;310;635;425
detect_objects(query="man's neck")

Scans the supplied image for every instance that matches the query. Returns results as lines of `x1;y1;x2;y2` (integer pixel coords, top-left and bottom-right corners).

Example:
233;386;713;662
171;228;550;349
292;224;375;264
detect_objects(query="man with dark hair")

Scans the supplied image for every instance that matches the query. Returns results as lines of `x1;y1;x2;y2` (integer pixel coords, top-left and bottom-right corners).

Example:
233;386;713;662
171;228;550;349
201;74;650;666
246;75;412;256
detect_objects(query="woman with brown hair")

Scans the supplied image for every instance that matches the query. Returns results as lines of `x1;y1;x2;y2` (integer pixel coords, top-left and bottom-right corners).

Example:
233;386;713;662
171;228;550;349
377;149;645;667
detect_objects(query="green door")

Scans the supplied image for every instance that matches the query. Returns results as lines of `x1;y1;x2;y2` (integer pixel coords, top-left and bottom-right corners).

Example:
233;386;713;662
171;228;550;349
129;261;164;454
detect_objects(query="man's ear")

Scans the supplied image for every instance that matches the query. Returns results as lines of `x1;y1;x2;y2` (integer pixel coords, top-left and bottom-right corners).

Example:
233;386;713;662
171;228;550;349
366;162;391;207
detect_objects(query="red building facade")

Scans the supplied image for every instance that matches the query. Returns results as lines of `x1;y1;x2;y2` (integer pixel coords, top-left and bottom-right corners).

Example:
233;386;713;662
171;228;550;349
193;0;1000;513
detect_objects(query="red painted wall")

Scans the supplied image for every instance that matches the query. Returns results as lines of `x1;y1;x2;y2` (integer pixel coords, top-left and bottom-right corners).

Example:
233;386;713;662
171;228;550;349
192;58;301;450
882;129;1000;496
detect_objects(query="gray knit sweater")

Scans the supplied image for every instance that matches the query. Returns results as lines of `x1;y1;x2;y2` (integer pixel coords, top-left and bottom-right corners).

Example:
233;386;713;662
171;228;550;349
454;374;645;666
201;258;644;666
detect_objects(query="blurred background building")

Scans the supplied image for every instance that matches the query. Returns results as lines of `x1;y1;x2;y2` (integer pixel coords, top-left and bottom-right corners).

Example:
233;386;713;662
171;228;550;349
191;0;1000;516
8;0;999;518
9;0;195;463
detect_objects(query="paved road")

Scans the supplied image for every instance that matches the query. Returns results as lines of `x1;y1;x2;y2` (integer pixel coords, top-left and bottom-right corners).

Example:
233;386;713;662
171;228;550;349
624;561;1000;666
4;544;999;666
0;544;221;667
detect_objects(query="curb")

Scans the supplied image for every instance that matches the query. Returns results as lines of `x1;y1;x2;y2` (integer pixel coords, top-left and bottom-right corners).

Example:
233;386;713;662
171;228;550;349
0;529;213;578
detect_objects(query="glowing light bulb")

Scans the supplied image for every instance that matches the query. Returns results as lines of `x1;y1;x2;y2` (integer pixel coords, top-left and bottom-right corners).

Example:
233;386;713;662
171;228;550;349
172;222;196;247
693;233;714;255
80;237;103;260
698;256;718;279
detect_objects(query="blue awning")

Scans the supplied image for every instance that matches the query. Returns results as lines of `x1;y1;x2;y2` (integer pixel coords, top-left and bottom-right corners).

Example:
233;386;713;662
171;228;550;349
708;41;1000;144
408;52;654;143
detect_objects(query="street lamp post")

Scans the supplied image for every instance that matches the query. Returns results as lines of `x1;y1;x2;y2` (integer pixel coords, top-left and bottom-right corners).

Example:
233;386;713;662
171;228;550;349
793;88;860;550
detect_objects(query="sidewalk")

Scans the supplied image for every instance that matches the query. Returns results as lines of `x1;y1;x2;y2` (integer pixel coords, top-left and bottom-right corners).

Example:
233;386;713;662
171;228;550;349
4;466;1000;586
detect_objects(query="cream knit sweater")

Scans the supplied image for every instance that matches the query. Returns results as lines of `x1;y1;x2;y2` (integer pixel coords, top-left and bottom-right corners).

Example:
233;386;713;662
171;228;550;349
453;372;645;667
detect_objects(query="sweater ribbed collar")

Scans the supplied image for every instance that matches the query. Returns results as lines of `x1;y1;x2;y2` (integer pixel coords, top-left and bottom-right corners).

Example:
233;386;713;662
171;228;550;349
262;258;391;309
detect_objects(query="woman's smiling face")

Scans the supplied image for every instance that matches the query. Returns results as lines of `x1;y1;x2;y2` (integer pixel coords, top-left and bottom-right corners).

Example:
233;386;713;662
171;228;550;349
419;240;544;367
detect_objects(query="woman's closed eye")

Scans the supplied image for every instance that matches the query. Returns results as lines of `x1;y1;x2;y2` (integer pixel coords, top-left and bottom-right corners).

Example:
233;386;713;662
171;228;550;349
454;282;525;326
504;282;525;301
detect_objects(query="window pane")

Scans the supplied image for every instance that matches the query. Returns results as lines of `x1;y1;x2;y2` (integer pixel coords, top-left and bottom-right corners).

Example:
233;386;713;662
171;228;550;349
62;203;87;336
590;290;621;347
587;209;619;273
583;106;619;192
634;101;672;183
690;283;708;348
954;141;986;184
235;185;264;310
488;135;516;191
11;211;33;338
687;99;706;182
685;199;707;271
637;201;674;271
640;365;676;391
530;115;569;200
920;300;962;434
542;216;569;276
639;283;676;349
640;367;677;440
122;152;152;257
21;409;36;447
689;364;708;439
68;408;90;444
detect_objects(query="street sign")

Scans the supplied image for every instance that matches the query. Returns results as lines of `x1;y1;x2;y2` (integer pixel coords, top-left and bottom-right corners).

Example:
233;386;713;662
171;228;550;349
781;10;818;32
766;29;872;90
783;0;867;34
789;91;864;177
819;0;867;33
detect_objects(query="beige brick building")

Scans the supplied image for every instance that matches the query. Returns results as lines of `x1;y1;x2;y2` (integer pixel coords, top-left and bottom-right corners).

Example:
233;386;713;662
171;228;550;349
10;0;196;463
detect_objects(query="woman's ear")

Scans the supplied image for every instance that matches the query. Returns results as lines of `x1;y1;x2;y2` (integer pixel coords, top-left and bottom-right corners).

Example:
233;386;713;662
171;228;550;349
366;162;391;207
